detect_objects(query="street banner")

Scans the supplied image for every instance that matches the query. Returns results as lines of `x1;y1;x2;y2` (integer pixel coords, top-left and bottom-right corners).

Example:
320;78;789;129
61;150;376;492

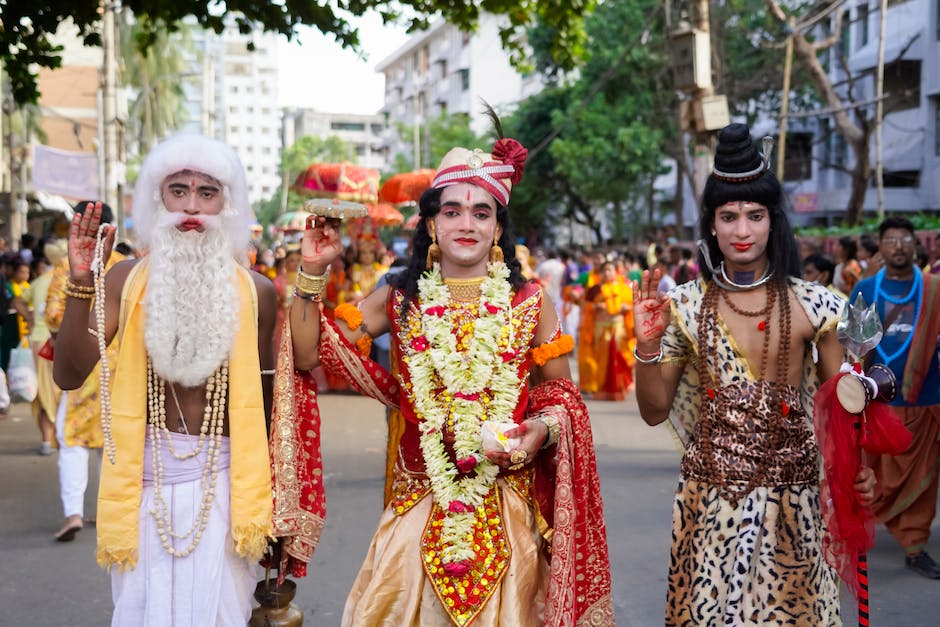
31;144;99;200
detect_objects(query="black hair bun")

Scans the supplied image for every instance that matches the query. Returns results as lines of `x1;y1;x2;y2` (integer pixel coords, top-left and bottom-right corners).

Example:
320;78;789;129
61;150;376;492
714;123;762;174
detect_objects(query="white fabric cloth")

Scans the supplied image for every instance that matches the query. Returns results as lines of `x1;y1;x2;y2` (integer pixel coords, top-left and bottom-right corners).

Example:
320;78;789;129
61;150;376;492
111;433;258;627
55;392;100;518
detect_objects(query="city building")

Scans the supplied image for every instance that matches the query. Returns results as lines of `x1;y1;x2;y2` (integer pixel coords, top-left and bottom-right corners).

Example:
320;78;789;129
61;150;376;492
181;22;282;204
284;109;388;172
375;14;541;168
779;0;940;223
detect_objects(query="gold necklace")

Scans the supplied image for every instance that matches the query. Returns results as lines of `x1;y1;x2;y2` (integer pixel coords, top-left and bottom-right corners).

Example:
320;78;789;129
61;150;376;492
443;276;485;302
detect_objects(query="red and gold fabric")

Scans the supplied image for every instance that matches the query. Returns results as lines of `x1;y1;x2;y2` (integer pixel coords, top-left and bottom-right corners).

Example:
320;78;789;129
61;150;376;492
268;317;327;580
316;282;613;626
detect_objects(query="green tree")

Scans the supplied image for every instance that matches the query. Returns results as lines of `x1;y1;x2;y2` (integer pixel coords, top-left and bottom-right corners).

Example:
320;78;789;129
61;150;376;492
504;86;605;244
511;0;675;244
1;0;592;105
121;17;193;156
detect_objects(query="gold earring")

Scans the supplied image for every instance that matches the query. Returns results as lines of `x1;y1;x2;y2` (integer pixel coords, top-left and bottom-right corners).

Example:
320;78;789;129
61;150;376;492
489;231;504;264
426;220;441;268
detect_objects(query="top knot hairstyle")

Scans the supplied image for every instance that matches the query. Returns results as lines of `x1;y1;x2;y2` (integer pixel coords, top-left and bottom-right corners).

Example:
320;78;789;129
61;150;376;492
698;123;801;283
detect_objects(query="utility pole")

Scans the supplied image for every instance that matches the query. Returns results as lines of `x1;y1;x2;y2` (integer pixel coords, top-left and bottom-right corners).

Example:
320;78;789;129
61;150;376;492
100;0;123;237
668;0;729;235
279;108;296;215
874;0;888;219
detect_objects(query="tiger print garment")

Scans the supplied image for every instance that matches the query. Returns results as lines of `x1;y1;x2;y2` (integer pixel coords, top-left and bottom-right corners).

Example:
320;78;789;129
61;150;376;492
660;277;845;626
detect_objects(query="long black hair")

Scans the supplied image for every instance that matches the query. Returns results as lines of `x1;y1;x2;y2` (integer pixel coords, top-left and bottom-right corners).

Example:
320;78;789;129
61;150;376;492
388;186;528;312
698;170;801;285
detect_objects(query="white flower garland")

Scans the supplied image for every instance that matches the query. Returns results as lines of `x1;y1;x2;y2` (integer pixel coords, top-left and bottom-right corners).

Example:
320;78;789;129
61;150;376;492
406;261;522;564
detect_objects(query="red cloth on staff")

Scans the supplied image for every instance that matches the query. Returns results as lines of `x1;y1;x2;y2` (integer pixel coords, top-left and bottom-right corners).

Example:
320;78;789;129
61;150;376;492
813;371;912;594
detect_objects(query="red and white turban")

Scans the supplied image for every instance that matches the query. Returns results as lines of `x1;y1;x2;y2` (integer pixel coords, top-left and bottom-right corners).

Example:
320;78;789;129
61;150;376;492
431;138;528;207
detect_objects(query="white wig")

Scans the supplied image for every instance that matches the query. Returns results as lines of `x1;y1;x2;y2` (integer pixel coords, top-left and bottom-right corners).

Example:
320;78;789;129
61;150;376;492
132;133;253;254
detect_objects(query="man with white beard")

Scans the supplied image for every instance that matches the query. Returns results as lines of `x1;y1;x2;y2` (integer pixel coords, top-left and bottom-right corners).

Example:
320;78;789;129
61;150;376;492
53;134;278;626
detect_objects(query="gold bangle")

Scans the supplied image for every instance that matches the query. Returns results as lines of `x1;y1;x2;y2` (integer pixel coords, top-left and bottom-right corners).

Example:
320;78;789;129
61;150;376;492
66;280;96;294
65;287;94;300
296;269;328;296
535;415;561;449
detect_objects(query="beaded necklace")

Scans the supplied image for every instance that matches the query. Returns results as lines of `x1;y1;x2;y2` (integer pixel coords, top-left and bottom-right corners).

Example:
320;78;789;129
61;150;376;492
92;225;116;463
695;280;793;505
872;268;921;367
146;358;229;557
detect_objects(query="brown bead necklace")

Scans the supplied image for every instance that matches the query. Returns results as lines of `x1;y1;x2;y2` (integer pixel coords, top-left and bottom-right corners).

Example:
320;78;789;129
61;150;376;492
694;280;793;506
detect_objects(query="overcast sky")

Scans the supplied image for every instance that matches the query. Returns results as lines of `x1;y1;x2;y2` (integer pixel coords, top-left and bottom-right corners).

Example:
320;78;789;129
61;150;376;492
277;13;410;115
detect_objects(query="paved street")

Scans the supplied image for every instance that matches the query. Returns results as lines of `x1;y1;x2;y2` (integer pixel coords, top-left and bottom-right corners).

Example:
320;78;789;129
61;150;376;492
1;390;938;625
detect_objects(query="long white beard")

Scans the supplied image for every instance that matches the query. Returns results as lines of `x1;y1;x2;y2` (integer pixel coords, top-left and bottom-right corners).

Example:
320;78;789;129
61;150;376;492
144;220;239;387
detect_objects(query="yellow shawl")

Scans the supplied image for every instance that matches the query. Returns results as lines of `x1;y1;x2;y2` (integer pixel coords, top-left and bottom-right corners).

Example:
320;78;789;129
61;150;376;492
97;259;273;570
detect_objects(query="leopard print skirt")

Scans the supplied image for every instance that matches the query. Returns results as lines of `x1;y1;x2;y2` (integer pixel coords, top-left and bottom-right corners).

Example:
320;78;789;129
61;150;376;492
665;478;841;626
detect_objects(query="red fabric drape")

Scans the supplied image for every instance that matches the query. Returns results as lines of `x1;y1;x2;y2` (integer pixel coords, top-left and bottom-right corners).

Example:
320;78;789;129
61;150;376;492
813;372;912;594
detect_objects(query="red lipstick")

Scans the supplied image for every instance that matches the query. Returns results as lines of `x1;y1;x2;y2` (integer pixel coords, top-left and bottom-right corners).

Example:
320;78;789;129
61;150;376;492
178;218;204;232
732;242;753;251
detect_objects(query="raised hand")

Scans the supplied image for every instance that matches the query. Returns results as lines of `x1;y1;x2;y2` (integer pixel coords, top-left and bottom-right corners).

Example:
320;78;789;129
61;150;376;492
300;215;344;274
68;202;115;284
632;268;672;354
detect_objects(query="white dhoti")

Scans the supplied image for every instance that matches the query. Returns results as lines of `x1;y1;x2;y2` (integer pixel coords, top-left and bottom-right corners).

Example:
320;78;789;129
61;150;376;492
111;433;259;627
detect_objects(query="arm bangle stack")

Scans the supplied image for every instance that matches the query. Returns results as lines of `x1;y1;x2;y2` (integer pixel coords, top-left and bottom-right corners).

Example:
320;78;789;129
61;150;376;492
633;346;663;364
295;269;329;301
65;280;96;300
535;414;561;449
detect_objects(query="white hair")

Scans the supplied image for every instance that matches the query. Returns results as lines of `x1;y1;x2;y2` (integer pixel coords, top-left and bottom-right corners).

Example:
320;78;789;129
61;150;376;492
132;133;253;255
144;212;239;387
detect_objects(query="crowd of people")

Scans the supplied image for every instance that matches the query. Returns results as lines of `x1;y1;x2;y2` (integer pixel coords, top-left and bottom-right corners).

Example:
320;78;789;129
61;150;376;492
0;119;936;626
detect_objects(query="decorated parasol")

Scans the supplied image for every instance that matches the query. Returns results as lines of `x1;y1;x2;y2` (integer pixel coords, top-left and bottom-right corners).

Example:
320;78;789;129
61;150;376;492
378;168;436;204
813;296;911;627
365;202;404;227
291;162;380;203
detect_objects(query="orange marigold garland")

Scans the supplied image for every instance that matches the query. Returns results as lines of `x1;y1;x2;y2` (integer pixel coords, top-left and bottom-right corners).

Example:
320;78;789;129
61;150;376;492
334;303;363;329
529;334;575;366
335;303;372;356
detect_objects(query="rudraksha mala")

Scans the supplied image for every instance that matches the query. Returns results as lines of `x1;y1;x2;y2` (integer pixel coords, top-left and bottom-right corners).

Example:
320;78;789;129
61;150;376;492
693;279;793;506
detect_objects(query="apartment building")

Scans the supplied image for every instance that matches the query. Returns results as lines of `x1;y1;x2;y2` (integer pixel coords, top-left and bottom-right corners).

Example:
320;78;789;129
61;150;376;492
182;24;282;204
285;110;388;172
783;0;940;222
375;14;541;168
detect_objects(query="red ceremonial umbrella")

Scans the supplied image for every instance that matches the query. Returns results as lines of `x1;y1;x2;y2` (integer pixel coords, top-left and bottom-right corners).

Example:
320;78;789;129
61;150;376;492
378;169;436;204
291;162;380;203
365;202;404;227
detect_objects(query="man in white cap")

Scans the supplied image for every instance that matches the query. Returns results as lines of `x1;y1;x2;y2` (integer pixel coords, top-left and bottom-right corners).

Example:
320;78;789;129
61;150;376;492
290;128;614;625
53;134;278;625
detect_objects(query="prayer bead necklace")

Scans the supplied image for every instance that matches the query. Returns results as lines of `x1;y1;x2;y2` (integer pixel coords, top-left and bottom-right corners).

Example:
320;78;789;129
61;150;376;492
694;281;792;506
93;225;117;464
147;358;228;557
